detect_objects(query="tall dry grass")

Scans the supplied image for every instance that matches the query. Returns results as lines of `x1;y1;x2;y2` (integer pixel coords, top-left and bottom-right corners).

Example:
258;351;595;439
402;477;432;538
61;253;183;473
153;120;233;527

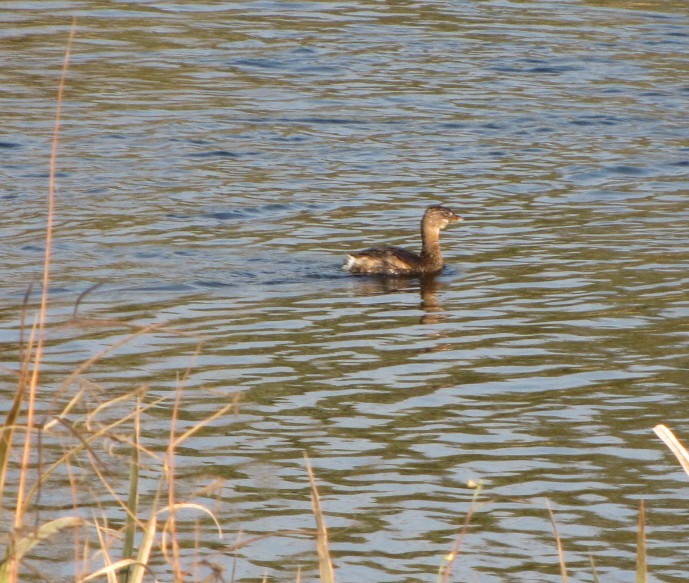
0;18;335;582
0;19;239;582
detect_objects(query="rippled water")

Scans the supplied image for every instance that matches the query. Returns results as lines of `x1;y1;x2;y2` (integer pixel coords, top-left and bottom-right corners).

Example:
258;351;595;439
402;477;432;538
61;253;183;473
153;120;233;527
2;1;689;581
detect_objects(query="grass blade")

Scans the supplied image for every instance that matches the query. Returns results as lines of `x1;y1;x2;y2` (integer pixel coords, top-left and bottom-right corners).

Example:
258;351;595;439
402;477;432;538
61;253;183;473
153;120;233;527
589;553;600;583
128;483;161;583
0;517;83;581
120;396;141;583
636;499;647;583
438;479;483;583
546;500;568;583
80;560;137;582
653;424;689;478
304;453;335;583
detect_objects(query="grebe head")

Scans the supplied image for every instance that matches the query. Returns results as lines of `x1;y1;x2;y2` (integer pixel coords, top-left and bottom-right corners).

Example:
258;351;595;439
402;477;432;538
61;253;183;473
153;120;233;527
424;205;463;229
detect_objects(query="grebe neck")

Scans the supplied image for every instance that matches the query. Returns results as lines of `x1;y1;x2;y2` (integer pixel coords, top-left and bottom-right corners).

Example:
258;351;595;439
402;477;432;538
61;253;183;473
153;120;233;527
420;223;443;272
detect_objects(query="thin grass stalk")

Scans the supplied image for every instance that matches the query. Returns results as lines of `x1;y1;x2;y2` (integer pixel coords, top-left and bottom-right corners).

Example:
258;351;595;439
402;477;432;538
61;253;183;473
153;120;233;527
636;499;647;583
546;500;568;583
72;282;104;319
17;284;34;374
120;396;142;583
161;377;233;580
53;322;189;412
83;444;147;534
165;381;184;582
80;537;91;582
25;392;167;507
32;424;47;526
18;11;76;505
304;453;335;583
191;518;200;582
229;529;242;583
439;480;483;583
8;27;76;581
0;288;37;512
79;560;137;583
82;385;150;433
65;448;85;581
128;482;163;583
92;514;118;583
0;317;38;514
0;517;83;581
11;314;40;530
172;396;239;446
589;553;600;583
9;24;76;582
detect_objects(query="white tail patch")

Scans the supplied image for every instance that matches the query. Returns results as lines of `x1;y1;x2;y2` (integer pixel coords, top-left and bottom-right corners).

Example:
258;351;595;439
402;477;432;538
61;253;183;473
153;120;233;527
342;254;357;272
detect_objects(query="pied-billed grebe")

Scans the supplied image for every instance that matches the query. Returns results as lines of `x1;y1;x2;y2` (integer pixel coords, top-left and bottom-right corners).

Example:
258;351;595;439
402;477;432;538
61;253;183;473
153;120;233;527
343;204;463;276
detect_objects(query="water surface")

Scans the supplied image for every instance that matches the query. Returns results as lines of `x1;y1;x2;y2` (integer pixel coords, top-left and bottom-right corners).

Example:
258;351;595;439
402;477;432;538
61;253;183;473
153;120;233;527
2;1;689;581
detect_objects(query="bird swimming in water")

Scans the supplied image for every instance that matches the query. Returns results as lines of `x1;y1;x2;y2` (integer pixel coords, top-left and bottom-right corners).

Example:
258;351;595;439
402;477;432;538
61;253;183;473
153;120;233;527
342;204;462;276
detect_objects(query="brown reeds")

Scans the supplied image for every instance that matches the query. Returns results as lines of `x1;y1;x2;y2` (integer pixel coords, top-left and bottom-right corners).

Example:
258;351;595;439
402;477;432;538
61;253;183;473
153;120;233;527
0;18;233;582
16;12;77;525
0;17;79;583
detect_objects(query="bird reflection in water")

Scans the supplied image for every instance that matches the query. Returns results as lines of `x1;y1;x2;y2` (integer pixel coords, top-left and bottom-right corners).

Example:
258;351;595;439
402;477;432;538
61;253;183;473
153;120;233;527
347;274;451;327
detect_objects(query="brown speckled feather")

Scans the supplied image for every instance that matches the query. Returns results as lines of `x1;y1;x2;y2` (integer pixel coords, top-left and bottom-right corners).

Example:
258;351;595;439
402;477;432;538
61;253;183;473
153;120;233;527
345;246;424;275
